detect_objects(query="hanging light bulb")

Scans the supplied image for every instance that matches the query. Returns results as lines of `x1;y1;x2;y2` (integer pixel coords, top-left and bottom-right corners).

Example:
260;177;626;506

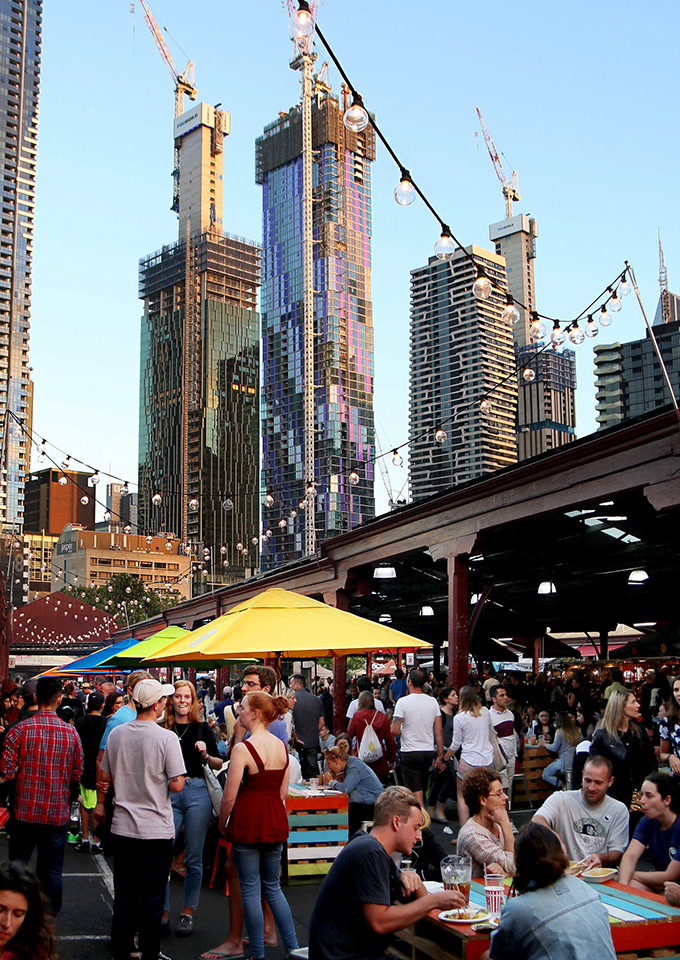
58;475;68;486
80;495;89;505
89;471;100;486
104;510;111;521
236;541;243;551
37;448;46;464
263;492;274;508
584;315;599;338
529;313;547;342
189;498;199;511
125;586;131;594
289;0;314;40
480;399;492;415
348;470;359;485
251;536;258;545
394;168;416;206
107;585;113;593
61;455;71;470
599;304;612;327
152;493;162;506
522;367;536;383
609;287;622;312
550;321;566;347
202;569;208;578
568;321;585;345
435;428;447;443
222;559;229;568
343;93;369;133
145;535;153;544
298;500;306;510
265;529;273;539
165;541;172;551
220;545;227;555
124;524;132;534
241;547;248;556
278;517;288;529
391;449;403;467
472;267;492;300
501;295;520;326
289;508;297;518
306;481;317;498
222;498;233;512
120;482;130;497
620;275;631;296
434;225;455;260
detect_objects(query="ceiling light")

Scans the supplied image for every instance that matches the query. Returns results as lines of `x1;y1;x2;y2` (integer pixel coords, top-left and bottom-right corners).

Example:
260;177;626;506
373;564;397;580
628;569;649;585
537;581;557;595
419;605;434;616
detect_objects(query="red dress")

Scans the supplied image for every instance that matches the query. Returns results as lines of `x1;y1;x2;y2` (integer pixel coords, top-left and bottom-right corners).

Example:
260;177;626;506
226;740;290;844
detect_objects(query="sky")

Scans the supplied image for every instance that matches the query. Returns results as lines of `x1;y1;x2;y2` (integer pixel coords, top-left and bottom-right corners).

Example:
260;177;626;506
28;0;680;518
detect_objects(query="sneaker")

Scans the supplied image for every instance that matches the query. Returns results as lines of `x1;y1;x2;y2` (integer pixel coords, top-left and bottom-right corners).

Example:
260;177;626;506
158;951;173;960
75;840;91;853
91;843;103;855
175;914;193;937
67;831;81;845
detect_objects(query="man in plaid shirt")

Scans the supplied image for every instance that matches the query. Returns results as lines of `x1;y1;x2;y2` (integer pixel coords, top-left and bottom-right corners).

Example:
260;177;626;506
0;676;83;913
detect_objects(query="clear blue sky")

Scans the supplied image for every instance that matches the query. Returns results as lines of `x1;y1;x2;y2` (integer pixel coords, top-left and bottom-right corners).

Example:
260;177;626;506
29;0;680;517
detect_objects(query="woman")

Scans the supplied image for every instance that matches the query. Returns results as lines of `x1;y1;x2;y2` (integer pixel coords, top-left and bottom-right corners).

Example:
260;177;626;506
346;690;397;785
576;703;597;740
103;691;123;718
323;739;383;835
659;675;680;776
618;773;680;892
218;691;298;960
590;688;655;809
160;680;222;936
531;708;554;744
542;712;581;788
0;860;55;960
480;823;616;960
456;769;515;878
442;686;494;825
427;687;458;822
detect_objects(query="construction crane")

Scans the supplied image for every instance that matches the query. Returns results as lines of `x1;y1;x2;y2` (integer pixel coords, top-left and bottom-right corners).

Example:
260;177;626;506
476;107;520;219
659;229;671;324
139;0;198;212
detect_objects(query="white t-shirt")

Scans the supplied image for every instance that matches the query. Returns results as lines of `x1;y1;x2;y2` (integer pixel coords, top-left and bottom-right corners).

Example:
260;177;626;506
449;708;494;767
393;692;440;752
346;697;385;721
534;789;629;861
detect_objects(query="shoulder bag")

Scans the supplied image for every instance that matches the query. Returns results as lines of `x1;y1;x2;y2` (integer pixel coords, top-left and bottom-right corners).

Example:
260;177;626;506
487;710;508;773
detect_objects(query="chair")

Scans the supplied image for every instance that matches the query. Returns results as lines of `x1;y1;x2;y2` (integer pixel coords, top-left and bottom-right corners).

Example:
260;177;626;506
209;837;232;895
510;773;533;809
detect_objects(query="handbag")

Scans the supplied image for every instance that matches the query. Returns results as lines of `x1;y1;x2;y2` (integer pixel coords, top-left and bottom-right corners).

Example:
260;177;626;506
487;711;508;773
202;760;224;818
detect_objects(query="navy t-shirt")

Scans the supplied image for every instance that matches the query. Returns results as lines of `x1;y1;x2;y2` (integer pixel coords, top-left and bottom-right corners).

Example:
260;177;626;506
633;815;680;871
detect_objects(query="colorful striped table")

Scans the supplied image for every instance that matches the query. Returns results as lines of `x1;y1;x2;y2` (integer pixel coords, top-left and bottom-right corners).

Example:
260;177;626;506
283;792;349;880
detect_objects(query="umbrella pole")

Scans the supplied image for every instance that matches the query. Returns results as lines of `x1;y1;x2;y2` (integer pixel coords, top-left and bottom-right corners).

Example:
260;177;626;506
332;656;347;736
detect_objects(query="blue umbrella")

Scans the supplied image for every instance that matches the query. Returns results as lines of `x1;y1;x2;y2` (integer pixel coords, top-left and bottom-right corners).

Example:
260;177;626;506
52;637;139;674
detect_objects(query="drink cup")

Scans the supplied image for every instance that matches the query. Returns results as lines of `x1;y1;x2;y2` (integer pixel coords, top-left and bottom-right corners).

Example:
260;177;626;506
529;734;537;745
309;777;320;792
441;856;472;906
484;869;506;920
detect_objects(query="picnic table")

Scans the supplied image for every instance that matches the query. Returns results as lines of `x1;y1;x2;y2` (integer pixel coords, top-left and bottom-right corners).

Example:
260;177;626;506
395;877;680;960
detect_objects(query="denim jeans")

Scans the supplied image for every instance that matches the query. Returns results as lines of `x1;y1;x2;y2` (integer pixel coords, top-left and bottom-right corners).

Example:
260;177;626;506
543;758;564;787
165;777;214;911
9;820;67;914
232;842;299;959
112;834;173;960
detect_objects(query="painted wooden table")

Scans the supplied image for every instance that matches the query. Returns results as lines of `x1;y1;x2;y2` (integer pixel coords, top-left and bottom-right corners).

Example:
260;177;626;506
397;877;680;960
513;744;556;806
282;789;349;881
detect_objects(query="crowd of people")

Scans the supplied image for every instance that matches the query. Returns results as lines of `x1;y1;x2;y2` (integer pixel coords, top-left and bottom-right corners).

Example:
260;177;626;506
0;661;678;960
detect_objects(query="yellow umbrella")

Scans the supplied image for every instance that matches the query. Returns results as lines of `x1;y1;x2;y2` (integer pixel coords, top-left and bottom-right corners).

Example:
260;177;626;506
143;587;432;663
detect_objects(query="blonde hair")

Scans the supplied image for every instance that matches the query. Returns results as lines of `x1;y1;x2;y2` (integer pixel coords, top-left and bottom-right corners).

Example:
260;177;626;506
161;680;203;727
373;786;424;827
326;739;350;763
597;688;638;740
459;685;482;717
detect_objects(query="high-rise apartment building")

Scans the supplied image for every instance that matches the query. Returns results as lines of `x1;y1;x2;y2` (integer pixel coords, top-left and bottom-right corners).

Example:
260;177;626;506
0;0;41;531
256;85;376;569
594;291;680;430
408;245;517;500
489;215;576;459
24;468;95;534
138;102;261;582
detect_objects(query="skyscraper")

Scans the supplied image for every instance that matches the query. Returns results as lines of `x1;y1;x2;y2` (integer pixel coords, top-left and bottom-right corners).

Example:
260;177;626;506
138;102;261;582
0;0;41;532
489;215;576;459
408;245;517;500
256;82;376;569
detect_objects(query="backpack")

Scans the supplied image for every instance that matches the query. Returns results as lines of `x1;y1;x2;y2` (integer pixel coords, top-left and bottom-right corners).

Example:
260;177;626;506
358;712;383;763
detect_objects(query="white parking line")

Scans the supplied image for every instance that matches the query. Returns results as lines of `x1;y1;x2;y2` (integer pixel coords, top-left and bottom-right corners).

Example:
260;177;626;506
93;853;115;899
58;935;109;941
62;872;100;877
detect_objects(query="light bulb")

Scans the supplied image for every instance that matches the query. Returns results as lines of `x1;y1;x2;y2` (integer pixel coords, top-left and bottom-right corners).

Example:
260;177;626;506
89;472;100;486
165;541;172;551
584;316;599;338
289;508;297;518
152;493;162;506
222;559;229;568
61;456;70;470
306;482;317;498
265;529;273;538
435;428;447;443
58;476;67;486
529;317;547;342
392;450;403;467
298;500;306;510
236;541;243;551
124;524;132;534
263;493;274;508
434;228;455;260
80;496;89;505
472;271;492;300
252;537;258;545
394;172;416;206
120;482;130;497
278;518;288;529
568;323;585;345
189;498;199;511
241;547;248;556
220;545;227;555
480;399;492;415
222;498;233;511
620;276;631;296
609;290;622;313
202;569;208;578
599;305;612;327
104;510;111;521
348;471;359;485
289;1;314;40
501;302;520;326
551;322;566;347
107;585;113;593
145;535;153;544
343;95;369;133
522;367;536;383
37;450;45;463
125;586;131;594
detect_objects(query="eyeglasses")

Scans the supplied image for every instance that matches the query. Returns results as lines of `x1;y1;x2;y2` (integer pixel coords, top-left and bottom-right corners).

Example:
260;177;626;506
242;680;261;689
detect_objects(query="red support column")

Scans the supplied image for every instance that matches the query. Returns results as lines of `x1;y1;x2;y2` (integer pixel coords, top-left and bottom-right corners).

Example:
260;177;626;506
447;555;469;691
324;589;349;735
533;637;541;676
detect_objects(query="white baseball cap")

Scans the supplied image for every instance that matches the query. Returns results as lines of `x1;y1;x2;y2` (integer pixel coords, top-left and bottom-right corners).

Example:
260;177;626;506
132;679;176;708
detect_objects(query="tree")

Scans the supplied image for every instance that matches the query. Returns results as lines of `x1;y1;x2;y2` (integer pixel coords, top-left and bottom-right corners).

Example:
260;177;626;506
64;573;181;627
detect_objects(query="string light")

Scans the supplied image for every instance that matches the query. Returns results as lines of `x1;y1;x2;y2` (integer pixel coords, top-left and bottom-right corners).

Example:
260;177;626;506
394;168;416;206
619;276;631;296
348;470;359;485
479;399;492;415
391;450;403;467
568;321;585;345
599;304;612;327
58;476;67;486
343;93;369;133
434;226;455;260
222;498;233;511
550;321;565;347
609;287;622;313
89;471;100;486
120;482;130;497
289;0;315;40
501;295;520;326
80;495;89;505
152;493;162;506
263;493;274;508
278;518;288;529
61;456;71;470
529;313;547;342
435;428;447;443
472;268;492;301
585;315;599;338
522;367;536;383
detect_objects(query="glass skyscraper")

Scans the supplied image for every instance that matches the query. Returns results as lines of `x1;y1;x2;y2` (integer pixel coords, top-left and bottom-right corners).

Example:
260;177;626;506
0;0;41;532
256;87;376;569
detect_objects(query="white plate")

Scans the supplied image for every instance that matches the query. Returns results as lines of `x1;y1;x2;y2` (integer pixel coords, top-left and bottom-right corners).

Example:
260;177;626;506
438;910;490;924
581;868;617;883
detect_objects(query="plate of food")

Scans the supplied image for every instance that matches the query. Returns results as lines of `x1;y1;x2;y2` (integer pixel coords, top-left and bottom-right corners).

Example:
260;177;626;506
581;868;617;883
438;908;490;924
566;860;584;876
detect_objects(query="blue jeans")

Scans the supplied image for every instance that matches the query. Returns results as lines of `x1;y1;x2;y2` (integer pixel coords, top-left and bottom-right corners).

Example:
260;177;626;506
9;820;67;914
232;842;299;959
543;758;564;787
165;777;214;911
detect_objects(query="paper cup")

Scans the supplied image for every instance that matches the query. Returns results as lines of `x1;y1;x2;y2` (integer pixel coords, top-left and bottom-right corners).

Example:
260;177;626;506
484;884;504;920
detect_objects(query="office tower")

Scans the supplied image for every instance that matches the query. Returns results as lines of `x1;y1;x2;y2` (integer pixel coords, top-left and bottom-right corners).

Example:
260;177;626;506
0;0;41;531
104;482;138;534
489;215;576;459
408;245;517;500
594;290;680;430
256;83;376;569
24;468;95;534
138;102;261;583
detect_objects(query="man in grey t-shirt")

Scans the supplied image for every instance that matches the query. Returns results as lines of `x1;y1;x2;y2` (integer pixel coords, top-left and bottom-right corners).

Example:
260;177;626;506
290;674;324;779
533;755;629;869
97;679;185;960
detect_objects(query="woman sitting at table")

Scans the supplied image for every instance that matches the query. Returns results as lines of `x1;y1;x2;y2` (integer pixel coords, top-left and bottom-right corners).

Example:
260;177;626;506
456;769;515;879
323;738;383;835
480;823;616;960
531;708;555;744
618;773;680;892
542;712;581;788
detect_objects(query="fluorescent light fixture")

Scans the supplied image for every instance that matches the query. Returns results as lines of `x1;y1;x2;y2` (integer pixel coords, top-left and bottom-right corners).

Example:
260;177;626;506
373;564;397;579
628;569;649;585
419;605;434;616
601;527;625;539
538;581;557;595
378;613;392;623
470;593;481;604
599;501;614;506
584;518;604;526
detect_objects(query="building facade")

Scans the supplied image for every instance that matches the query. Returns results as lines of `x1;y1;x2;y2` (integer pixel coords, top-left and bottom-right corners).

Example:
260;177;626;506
138;102;261;584
256;86;376;569
408;245;518;500
24;467;95;535
594;292;680;430
0;0;41;531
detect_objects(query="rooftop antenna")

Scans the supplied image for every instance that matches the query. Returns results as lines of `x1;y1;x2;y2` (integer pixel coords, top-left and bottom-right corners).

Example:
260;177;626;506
658;229;671;324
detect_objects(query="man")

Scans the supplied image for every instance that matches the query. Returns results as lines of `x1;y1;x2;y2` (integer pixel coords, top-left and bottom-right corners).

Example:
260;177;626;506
388;668;407;705
235;665;288;745
347;674;385;722
0;677;83;913
604;668;628;701
309;787;463;960
60;681;84;720
290;673;324;779
212;684;234;725
489;685;517;796
532;755;629;869
392;669;443;807
95;678;185;960
74;691;106;853
482;672;499;706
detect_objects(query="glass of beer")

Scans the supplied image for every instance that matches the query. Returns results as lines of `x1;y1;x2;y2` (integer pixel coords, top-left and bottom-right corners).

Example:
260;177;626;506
440;855;472;906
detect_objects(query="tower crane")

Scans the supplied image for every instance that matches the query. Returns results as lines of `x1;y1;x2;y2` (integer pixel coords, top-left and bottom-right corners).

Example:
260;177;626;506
139;0;198;212
476;108;520;219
